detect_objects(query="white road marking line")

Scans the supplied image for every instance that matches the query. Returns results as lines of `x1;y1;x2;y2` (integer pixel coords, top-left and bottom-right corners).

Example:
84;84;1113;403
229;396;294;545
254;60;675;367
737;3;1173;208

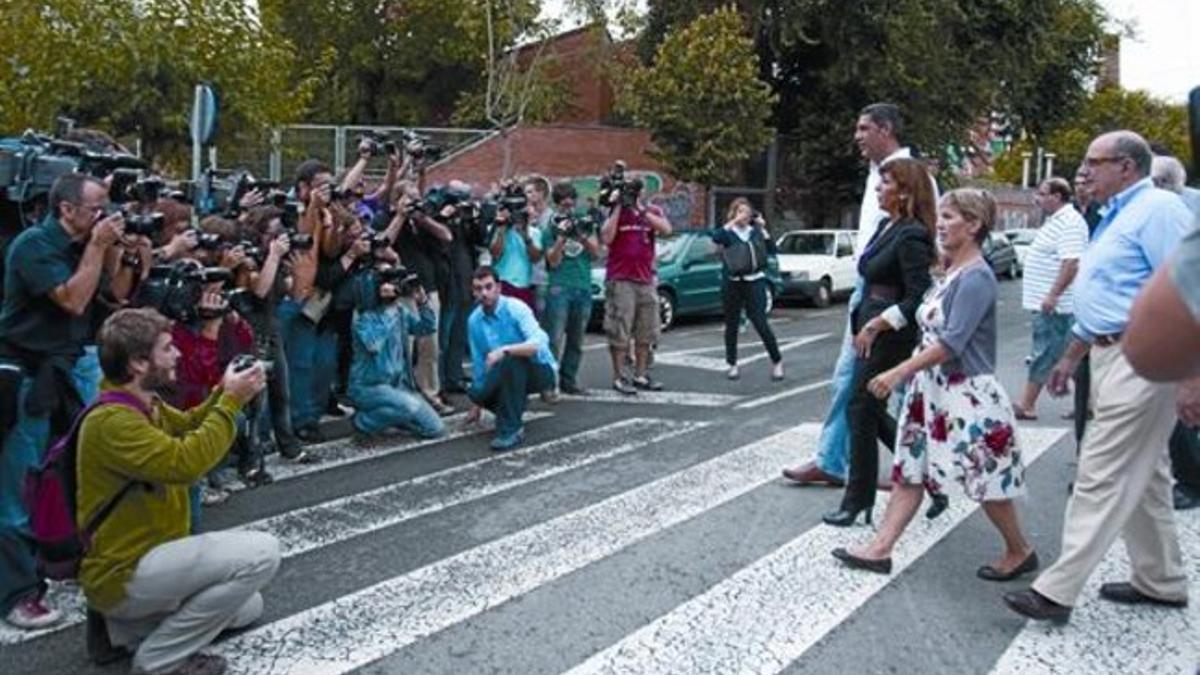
0;416;690;647
244;418;709;558
230;411;554;491
565;428;1069;675
989;508;1200;674
654;334;831;372
735;378;833;410
561;389;744;407
214;425;823;675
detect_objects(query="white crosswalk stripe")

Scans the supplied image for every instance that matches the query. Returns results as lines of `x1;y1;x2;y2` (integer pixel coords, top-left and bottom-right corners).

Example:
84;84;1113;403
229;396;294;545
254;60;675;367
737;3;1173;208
213;425;821;674
990;509;1200;675
6;408;1196;675
564;428;1067;675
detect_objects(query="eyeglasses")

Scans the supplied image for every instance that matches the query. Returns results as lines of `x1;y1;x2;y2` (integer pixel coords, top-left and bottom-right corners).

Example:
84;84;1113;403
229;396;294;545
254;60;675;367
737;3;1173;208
1081;155;1129;168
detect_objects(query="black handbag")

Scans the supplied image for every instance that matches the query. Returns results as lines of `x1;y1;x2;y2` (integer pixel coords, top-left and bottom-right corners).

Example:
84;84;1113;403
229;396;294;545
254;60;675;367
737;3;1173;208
721;235;767;276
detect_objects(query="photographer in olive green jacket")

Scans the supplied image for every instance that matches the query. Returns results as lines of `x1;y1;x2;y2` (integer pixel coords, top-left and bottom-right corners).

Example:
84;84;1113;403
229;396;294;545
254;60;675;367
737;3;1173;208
77;308;278;675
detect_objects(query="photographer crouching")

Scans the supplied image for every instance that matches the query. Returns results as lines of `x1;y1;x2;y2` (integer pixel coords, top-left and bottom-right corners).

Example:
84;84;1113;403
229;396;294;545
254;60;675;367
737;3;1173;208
346;264;445;440
1;174;129;629
541;182;601;395
465;266;558;450
79;308;279;675
599;162;672;395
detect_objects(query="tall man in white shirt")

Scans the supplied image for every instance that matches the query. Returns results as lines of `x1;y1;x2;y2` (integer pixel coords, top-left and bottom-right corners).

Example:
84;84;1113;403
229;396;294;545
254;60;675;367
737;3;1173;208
1013;177;1089;419
783;103;921;487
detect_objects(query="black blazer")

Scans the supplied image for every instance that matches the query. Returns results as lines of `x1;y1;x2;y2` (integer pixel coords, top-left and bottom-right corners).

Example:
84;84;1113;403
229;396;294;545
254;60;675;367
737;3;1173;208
851;217;934;339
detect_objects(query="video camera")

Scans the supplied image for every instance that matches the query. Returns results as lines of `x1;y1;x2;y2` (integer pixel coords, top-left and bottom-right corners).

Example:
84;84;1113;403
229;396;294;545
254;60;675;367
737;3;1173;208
598;160;643;209
482;182;528;228
0;128;150;228
400;129;443;162
359;131;398;158
133;260;235;324
553;210;598;239
376;265;421;296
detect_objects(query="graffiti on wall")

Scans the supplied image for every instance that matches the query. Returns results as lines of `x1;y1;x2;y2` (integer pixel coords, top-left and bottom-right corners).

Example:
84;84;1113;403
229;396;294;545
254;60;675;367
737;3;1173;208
520;171;702;227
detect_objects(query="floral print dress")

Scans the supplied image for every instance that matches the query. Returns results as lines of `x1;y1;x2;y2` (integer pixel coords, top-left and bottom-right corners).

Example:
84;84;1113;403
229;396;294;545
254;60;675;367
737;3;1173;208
891;265;1025;502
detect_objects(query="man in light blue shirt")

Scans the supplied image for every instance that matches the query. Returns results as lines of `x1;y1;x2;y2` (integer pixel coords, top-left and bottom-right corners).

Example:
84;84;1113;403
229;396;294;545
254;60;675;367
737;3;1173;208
1006;130;1191;625
465;266;558;450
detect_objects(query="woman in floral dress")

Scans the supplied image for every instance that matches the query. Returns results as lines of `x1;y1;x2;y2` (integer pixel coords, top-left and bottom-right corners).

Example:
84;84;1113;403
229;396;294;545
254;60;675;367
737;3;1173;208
832;188;1038;580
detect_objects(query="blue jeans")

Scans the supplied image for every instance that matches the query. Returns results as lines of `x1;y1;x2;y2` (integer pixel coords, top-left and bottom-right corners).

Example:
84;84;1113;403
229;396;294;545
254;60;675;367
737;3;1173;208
812;281;864;480
1029;311;1073;385
468;357;556;437
0;350;100;611
350;383;445;439
543;285;592;390
278;299;332;429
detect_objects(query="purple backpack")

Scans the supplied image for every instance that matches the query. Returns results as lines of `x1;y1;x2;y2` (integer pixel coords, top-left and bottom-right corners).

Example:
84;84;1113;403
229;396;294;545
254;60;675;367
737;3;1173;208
22;391;151;580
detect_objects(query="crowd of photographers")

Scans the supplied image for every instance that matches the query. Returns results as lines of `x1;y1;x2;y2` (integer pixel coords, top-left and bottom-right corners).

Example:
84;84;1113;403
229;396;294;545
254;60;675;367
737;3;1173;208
0;126;671;672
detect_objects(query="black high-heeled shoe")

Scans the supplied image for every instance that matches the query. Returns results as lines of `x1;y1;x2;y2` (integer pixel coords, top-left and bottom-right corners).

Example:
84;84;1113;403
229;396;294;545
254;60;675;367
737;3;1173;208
822;505;873;527
925;493;949;520
831;547;893;574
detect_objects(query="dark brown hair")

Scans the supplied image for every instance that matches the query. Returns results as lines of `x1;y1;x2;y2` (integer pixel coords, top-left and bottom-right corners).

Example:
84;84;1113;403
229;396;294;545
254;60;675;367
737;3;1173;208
98;308;173;384
879;157;937;240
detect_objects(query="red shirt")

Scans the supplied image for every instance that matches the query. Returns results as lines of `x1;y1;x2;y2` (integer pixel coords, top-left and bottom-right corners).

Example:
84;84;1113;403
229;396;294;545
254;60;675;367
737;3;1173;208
605;206;661;284
169;319;254;409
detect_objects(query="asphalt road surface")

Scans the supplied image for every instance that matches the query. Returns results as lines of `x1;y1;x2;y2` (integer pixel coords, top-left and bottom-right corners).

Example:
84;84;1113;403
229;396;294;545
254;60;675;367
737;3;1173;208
3;278;1197;674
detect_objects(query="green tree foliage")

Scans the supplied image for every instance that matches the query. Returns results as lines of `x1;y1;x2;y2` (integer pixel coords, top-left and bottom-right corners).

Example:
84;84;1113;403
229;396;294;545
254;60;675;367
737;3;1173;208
636;0;1107;220
615;7;776;187
0;1;322;169
262;0;543;127
993;86;1191;184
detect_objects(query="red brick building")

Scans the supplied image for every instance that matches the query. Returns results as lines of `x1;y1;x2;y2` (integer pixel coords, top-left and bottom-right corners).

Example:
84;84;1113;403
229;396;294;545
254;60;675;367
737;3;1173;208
425;26;708;227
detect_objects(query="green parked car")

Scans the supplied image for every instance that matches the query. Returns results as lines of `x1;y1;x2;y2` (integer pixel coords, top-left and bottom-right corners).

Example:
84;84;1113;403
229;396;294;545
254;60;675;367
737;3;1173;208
590;230;784;331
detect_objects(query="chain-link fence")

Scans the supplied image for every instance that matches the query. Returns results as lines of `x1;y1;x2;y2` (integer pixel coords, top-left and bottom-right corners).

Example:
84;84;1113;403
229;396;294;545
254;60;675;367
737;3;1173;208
211;125;494;182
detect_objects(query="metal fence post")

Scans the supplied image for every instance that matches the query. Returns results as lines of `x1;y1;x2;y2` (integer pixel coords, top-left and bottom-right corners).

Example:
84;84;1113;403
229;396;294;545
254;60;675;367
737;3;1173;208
269;128;283;182
334;126;346;175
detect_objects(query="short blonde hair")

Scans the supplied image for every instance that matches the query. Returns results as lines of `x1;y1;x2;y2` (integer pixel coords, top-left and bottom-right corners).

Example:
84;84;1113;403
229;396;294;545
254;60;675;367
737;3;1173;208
939;188;996;244
726;197;753;223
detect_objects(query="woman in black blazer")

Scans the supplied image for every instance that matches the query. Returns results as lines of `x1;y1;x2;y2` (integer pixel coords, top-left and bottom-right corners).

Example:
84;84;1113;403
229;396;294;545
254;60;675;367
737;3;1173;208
824;157;938;526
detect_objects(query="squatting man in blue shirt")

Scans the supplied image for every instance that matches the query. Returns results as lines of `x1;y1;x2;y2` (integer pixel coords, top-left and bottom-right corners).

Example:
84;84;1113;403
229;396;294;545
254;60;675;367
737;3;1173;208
464;265;558;451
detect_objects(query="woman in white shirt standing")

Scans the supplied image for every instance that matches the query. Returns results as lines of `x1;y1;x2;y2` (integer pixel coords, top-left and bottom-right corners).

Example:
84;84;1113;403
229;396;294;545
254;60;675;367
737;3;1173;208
713;198;784;382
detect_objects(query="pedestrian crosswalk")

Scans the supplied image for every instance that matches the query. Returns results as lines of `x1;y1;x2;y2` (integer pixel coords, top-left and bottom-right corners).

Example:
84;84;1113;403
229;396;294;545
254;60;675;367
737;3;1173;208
5;410;1197;675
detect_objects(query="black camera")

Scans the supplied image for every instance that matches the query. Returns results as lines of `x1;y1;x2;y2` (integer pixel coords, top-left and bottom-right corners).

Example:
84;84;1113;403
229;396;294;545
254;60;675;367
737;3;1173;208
554;210;596;239
237;240;264;262
598;160;643;209
359;131;398;158
124;212;166;237
484;182;527;228
362;230;391;252
280;201;300;230
134;261;231;324
376;265;421;296
288;232;314;251
230;353;258;373
196;231;224;251
401;129;443;162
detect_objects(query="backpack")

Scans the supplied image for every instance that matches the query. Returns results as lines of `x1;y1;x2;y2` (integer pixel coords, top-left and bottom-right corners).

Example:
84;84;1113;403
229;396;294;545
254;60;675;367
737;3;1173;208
22;390;151;580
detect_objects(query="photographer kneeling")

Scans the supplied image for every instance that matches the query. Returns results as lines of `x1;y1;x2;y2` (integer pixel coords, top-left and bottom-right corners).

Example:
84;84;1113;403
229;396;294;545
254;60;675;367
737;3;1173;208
347;265;445;440
465;266;558;450
79;308;279;675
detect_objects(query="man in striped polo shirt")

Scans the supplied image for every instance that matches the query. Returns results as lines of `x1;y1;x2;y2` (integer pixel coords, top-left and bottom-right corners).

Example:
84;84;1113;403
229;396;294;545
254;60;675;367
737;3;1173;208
1012;177;1089;420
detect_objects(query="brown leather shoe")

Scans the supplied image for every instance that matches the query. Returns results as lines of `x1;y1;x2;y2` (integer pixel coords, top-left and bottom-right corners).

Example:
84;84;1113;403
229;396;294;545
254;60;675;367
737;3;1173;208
781;461;844;487
1003;589;1072;624
1098;582;1187;608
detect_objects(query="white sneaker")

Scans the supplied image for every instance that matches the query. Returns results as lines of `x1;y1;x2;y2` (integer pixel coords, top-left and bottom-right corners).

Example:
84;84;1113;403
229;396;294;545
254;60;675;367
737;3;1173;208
727;365;740;380
6;597;63;630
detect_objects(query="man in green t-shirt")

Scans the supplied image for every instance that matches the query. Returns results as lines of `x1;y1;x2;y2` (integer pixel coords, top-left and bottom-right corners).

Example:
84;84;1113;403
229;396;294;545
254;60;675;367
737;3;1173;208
540;182;602;395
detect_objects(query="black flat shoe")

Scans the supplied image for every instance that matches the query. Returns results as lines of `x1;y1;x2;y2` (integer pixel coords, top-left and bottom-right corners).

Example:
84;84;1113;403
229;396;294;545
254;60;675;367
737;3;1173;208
977;551;1039;582
822;506;873;527
1003;589;1072;624
925;493;949;520
1098;582;1188;608
832;547;892;574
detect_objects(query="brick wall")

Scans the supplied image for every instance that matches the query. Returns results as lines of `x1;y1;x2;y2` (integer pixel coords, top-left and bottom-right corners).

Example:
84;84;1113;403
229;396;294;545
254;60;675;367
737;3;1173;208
424;125;708;226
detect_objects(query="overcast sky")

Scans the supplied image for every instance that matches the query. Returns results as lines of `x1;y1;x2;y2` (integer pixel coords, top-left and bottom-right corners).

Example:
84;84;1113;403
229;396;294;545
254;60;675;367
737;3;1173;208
539;0;1197;103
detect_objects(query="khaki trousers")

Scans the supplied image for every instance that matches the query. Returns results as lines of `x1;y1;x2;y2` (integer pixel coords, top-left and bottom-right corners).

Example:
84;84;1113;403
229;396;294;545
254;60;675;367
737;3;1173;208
1033;344;1188;606
410;291;441;399
105;531;281;674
